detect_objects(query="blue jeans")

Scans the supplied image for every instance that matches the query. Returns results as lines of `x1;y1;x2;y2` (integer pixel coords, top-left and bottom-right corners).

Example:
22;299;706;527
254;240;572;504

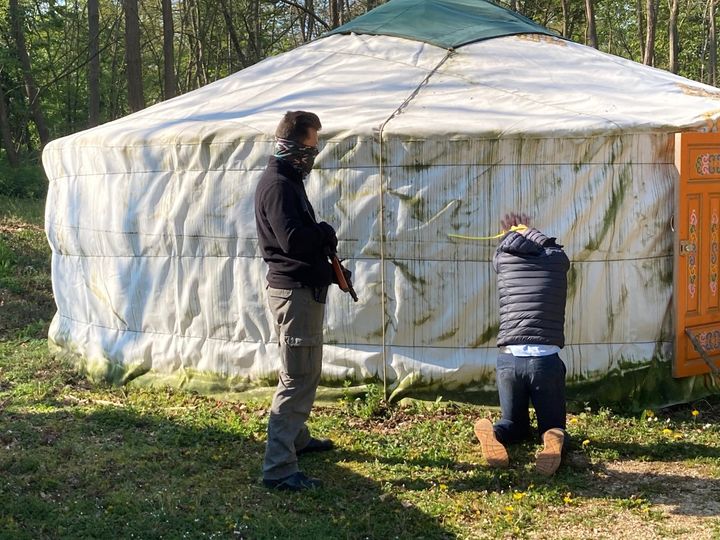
493;352;568;448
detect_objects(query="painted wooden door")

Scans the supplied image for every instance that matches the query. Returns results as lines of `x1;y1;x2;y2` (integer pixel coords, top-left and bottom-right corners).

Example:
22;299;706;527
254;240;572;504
674;132;720;377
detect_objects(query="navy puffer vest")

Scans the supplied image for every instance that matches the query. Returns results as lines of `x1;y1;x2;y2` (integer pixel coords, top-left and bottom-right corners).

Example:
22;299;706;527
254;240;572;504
493;229;570;348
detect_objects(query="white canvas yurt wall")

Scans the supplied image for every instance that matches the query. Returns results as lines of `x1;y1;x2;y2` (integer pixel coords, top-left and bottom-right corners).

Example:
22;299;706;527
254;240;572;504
43;12;720;407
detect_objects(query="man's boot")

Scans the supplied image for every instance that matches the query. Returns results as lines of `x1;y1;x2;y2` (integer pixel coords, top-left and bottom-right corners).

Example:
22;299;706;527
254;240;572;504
474;418;509;468
536;428;564;476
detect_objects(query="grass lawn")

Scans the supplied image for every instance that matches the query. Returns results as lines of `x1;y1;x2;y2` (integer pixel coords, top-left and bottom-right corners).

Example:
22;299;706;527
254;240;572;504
1;195;720;539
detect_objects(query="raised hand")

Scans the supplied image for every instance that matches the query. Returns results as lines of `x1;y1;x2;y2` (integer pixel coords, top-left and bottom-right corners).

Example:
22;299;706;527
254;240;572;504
500;212;531;231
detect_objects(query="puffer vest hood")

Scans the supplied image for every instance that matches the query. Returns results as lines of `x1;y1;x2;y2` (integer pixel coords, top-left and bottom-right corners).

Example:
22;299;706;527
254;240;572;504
493;229;570;348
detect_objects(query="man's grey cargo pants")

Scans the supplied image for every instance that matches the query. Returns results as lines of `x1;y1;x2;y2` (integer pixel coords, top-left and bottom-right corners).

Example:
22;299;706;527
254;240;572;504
262;286;326;480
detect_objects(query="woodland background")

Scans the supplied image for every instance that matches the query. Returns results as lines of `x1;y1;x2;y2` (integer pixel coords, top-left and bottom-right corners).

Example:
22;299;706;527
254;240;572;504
0;0;717;197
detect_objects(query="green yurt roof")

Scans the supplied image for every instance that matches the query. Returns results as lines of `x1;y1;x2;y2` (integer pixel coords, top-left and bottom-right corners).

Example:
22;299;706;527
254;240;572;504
327;0;556;49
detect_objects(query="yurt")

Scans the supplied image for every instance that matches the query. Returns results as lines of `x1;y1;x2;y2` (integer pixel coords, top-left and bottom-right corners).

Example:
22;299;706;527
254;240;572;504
43;0;720;409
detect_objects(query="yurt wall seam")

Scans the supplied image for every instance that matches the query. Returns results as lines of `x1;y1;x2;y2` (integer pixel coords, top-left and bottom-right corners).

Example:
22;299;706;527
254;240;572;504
375;48;455;399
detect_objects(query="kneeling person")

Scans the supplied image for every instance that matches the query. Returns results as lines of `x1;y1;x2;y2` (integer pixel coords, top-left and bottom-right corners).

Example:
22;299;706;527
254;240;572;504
475;226;570;476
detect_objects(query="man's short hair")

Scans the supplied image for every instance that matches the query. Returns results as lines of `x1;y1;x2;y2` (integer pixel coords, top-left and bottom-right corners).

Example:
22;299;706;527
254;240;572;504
275;111;322;142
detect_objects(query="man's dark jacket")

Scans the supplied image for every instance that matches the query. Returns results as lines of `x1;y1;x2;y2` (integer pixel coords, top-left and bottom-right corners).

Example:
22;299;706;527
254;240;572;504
493;228;570;348
255;157;333;288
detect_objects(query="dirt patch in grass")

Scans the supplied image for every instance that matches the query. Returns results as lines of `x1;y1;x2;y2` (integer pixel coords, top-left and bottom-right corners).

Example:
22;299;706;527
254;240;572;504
599;460;720;515
547;460;720;540
530;504;697;540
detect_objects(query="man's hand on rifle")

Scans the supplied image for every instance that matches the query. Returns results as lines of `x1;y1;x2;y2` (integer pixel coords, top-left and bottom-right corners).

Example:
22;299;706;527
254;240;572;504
327;251;358;302
319;222;357;302
331;263;352;285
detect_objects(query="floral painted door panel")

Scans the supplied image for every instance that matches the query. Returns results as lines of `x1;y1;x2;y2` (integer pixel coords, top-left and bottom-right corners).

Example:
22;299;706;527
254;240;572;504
674;131;720;377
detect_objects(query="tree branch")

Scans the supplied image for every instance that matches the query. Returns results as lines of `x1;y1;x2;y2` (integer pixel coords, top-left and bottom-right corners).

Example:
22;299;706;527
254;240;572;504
275;0;331;30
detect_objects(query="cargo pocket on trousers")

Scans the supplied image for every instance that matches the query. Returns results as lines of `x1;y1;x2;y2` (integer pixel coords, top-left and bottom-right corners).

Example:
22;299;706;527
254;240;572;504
281;334;322;376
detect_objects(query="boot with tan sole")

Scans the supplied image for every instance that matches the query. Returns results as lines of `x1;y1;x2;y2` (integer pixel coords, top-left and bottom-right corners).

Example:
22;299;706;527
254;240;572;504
474;418;509;468
535;428;564;476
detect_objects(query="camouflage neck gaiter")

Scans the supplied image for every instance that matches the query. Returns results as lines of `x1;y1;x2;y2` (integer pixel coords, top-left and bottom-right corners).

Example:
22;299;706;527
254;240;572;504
273;137;319;177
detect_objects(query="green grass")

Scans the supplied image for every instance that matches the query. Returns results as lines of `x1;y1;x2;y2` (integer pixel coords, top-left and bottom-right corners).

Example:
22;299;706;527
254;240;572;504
1;344;718;539
0;195;46;225
1;195;720;539
0;195;52;340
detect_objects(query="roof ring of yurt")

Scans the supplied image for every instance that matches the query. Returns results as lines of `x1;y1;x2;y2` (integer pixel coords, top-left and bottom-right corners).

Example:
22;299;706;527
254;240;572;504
43;0;720;410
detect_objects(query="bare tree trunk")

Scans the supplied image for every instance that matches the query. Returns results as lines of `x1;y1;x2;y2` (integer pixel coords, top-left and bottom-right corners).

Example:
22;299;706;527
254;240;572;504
561;0;570;37
305;0;315;40
162;0;176;99
711;0;718;86
637;0;645;61
9;0;50;146
71;0;83;130
241;0;263;63
669;0;679;73
585;0;598;48
254;0;261;59
176;0;190;94
88;0;101;126
109;21;122;120
644;0;658;65
124;0;145;112
330;0;340;28
297;1;307;41
188;0;208;87
219;0;248;67
0;82;19;167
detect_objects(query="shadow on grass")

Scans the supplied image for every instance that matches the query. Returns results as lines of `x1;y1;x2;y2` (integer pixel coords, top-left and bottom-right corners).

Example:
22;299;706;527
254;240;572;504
0;404;455;539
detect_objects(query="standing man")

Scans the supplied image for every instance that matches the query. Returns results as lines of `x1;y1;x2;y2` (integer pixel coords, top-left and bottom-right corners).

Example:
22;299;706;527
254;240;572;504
474;225;570;476
255;111;338;491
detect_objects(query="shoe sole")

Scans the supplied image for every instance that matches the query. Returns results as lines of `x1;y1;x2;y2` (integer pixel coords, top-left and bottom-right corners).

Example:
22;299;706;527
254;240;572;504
474;418;509;468
536;428;564;476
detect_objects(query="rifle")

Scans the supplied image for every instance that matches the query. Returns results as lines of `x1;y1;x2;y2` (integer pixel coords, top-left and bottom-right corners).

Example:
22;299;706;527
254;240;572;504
329;253;358;302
